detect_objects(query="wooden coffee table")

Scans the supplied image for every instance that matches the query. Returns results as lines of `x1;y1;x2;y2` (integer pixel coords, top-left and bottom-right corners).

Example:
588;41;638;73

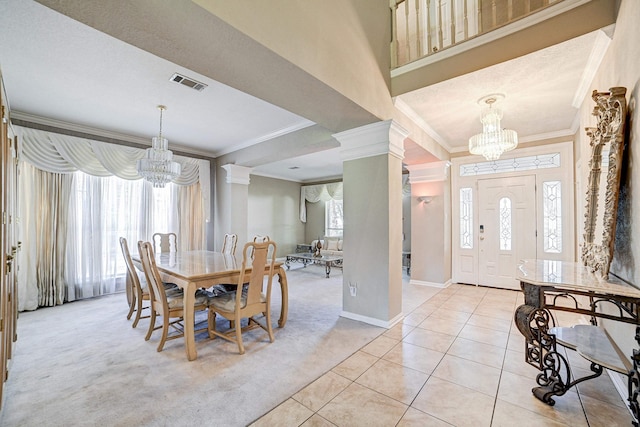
285;253;343;278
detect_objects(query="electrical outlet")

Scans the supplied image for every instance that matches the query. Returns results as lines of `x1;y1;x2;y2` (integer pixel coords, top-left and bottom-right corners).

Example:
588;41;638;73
349;282;357;297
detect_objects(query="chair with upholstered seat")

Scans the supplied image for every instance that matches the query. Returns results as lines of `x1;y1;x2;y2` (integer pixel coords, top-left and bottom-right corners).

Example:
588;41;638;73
138;241;210;352
221;233;238;255
152;232;178;253
207;240;276;354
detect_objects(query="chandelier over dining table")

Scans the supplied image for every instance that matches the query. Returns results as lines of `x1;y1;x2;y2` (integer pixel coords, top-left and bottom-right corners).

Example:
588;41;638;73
136;105;181;188
468;94;518;161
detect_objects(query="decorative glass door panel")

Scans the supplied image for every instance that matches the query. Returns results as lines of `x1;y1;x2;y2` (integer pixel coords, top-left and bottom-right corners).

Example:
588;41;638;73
478;175;537;290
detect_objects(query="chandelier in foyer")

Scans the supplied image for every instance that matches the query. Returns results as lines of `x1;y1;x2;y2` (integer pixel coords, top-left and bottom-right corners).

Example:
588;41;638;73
468;94;518;161
136;105;181;188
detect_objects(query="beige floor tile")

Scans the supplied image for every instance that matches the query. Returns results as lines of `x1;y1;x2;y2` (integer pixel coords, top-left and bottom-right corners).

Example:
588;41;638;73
361;334;398;357
383;322;416;340
411;376;494;427
458;324;509;348
439;298;478;313
382;341;445;374
574;366;627;408
293;371;352;412
466;313;512;333
301;414;337;427
492;399;569;426
331;350;378;381
473;305;516;321
497;370;588;427
581;393;634;427
318;382;407;427
251;398;313;427
432;354;501;397
506;332;525;353
403;327;456;353
454;285;488;297
417;316;466;336
397;407;453;426
411;302;439;316
403;311;429;326
356;358;429;405
429;308;472;323
502;349;543;379
447;337;506;369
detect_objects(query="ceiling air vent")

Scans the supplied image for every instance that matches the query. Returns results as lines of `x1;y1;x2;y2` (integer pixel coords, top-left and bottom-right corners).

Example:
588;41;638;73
169;73;207;92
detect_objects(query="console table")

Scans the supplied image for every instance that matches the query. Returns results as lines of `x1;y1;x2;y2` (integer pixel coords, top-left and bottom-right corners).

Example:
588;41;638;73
514;259;640;425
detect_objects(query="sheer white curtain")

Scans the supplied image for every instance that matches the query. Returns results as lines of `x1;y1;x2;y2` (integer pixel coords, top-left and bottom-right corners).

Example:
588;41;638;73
299;182;343;222
16;126;208;310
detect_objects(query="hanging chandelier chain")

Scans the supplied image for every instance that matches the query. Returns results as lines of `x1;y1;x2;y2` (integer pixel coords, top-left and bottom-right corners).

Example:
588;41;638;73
157;105;166;140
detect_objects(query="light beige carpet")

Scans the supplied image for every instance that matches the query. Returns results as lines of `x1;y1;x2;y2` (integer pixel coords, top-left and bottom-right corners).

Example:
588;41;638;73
0;265;437;426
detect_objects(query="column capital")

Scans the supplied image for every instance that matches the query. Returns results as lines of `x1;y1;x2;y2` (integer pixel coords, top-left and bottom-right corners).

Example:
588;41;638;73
221;164;252;185
334;120;407;162
406;161;451;183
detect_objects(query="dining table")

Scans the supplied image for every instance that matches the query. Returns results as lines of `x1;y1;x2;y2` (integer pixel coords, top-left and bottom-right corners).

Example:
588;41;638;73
132;250;288;361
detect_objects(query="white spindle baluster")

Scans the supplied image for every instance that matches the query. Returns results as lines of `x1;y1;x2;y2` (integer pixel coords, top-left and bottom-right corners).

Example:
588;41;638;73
415;0;422;57
390;0;399;68
491;0;497;29
437;0;443;51
463;0;469;40
450;0;456;45
427;0;433;54
405;0;411;61
477;0;483;33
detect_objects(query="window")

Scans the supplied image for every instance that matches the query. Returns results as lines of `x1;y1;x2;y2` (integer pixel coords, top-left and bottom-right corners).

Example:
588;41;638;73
66;172;177;300
325;199;343;237
499;197;512;251
543;181;562;253
459;187;473;249
460;152;561;177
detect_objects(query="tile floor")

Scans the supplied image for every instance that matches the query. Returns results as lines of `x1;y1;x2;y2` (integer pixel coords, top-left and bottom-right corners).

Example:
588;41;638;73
252;283;634;426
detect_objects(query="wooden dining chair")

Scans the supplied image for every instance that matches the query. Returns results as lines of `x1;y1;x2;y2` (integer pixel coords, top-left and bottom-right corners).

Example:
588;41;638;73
221;233;238;255
208;240;277;354
152;232;178;253
138;241;210;352
119;237;150;328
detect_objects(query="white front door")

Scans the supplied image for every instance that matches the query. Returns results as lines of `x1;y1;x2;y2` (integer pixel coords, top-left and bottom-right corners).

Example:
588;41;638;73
478;175;537;290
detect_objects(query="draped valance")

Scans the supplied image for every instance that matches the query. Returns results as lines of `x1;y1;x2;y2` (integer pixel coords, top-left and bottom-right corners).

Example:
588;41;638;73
17;126;211;221
299;182;343;222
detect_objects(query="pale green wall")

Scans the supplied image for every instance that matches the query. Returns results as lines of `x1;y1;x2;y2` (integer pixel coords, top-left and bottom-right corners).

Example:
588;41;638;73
305;201;326;244
343;154;403;321
248;175;305;256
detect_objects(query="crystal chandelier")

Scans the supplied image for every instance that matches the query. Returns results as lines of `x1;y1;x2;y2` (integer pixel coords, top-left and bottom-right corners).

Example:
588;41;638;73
468;94;518;161
136;105;181;188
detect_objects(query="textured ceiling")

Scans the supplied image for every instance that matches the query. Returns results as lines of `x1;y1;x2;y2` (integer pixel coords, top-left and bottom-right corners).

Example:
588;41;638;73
0;0;611;182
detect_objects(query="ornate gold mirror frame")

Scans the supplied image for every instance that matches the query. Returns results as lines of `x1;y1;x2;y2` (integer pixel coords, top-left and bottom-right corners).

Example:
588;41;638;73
581;87;627;278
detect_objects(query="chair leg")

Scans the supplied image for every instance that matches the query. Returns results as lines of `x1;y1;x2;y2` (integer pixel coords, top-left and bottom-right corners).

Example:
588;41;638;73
145;309;156;341
208;310;217;339
157;315;169;352
126;292;136;320
132;294;144;328
265;309;274;343
235;313;245;355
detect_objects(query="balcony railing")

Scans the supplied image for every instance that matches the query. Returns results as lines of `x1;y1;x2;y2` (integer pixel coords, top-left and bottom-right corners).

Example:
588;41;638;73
391;0;565;68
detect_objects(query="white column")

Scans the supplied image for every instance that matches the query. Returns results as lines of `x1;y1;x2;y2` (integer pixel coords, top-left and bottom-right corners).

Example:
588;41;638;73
406;160;452;287
219;164;252;249
334;120;407;328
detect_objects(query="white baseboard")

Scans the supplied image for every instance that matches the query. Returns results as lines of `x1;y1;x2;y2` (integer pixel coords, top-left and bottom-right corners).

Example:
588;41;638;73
340;310;404;329
409;278;452;288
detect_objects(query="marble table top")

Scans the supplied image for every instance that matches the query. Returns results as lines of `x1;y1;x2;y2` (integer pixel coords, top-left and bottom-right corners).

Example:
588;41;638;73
517;259;640;299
